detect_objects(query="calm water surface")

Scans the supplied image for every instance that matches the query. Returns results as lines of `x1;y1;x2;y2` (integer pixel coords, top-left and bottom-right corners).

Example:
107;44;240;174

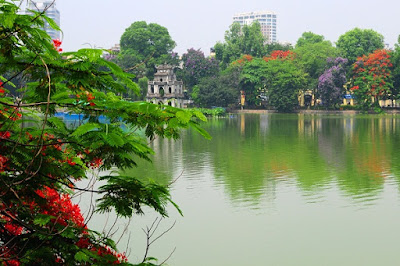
94;114;400;265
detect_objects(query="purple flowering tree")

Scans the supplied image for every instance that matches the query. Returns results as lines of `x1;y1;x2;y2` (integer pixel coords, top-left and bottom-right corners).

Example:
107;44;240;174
178;48;220;89
318;57;348;108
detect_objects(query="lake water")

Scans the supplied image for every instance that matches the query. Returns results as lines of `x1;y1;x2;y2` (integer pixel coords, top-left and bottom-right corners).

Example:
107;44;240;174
87;113;400;265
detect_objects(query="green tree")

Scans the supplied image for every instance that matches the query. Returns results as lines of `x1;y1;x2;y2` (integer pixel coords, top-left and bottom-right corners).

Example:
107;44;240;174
241;58;307;111
240;58;269;107
392;35;400;100
215;21;266;68
336;28;384;64
295;31;325;48
0;2;209;264
192;69;240;108
265;60;308;112
138;76;149;99
265;42;293;56
117;21;177;78
294;37;338;99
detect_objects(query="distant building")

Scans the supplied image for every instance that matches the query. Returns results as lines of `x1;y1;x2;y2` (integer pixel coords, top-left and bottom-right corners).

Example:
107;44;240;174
27;0;61;40
233;11;277;43
103;44;120;61
147;65;185;108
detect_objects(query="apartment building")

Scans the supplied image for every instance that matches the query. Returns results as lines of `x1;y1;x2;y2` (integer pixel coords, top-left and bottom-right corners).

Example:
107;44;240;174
27;0;61;40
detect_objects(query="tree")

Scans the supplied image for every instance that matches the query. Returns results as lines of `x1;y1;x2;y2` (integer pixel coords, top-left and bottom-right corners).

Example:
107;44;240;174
137;76;149;99
336;28;384;64
265;60;308;112
265;42;293;56
117;21;178;78
294;39;338;100
240;56;307;111
176;48;219;90
392;35;400;100
350;49;393;110
318;57;348;108
215;21;266;68
0;2;209;264
192;70;240;108
295;31;325;48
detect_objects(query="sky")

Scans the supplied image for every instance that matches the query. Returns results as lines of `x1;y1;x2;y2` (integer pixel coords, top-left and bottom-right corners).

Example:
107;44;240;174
35;0;400;55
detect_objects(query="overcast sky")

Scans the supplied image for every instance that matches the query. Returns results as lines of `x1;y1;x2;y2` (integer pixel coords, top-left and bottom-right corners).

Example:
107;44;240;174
48;0;400;54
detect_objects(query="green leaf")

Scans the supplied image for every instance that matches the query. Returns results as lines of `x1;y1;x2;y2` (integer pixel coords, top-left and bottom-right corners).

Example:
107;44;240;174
42;14;61;32
189;122;212;140
106;132;125;147
74;251;90;262
33;214;54;226
175;110;192;124
71;123;101;137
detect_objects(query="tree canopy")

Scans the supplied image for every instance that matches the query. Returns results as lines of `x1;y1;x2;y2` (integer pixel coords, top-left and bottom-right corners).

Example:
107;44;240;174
117;21;178;78
296;32;326;48
215;21;266;68
294;38;338;91
336;28;384;64
177;48;219;90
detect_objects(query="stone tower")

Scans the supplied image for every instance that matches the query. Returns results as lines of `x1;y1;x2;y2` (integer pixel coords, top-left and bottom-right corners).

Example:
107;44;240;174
146;65;184;108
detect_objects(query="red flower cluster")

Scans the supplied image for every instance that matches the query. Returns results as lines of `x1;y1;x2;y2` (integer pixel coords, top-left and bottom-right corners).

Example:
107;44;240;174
0;81;4;94
1;186;126;264
52;39;62;52
352;49;393;97
232;54;253;65
263;50;295;62
87;157;103;169
76;90;96;106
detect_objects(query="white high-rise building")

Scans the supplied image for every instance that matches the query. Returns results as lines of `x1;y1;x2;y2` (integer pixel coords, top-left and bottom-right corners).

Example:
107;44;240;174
27;1;61;40
233;11;277;43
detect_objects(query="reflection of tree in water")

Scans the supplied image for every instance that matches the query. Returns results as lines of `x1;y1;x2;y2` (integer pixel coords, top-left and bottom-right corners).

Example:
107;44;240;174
316;115;400;201
122;114;400;207
121;136;184;186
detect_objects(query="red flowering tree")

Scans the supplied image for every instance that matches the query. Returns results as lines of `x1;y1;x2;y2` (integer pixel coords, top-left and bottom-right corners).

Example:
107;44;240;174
263;50;295;62
350;49;393;110
0;1;209;265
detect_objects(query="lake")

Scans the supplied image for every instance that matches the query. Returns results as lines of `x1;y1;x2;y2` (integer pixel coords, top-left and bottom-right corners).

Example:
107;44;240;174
88;113;400;265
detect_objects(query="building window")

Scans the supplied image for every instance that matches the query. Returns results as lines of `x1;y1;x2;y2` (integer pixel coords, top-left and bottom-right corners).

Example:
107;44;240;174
169;87;172;93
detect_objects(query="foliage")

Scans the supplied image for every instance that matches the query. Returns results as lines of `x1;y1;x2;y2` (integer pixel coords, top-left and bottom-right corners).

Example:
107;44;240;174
176;48;219;89
192;71;240;108
214;21;266;68
240;58;269;107
336;28;384;64
294;38;338;92
318;57;348;108
350;49;393;110
295;31;326;48
240;52;306;110
265;60;308;112
137;76;149;100
190;107;226;117
392;35;400;99
117;21;178;78
265;42;293;56
0;2;209;265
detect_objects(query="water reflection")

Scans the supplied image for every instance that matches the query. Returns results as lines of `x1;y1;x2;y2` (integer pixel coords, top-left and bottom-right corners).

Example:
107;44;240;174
126;114;400;209
117;114;400;266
